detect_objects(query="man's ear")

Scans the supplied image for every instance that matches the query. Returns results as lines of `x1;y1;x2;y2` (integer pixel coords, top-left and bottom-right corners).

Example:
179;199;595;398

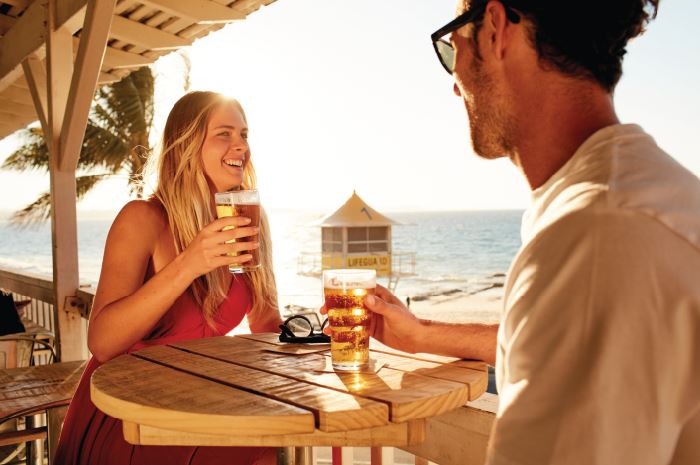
484;0;510;61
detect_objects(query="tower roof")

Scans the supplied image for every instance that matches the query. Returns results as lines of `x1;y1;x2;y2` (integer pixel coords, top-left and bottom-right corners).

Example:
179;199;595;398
316;191;400;227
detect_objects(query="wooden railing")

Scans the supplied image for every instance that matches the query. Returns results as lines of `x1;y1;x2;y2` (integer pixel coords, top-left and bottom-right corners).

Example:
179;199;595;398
0;267;93;362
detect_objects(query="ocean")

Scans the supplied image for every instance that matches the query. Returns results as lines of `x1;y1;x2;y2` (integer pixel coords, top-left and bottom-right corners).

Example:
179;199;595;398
0;210;523;308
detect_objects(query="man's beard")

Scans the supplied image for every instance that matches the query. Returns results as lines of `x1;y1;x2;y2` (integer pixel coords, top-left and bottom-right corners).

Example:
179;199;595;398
464;58;515;160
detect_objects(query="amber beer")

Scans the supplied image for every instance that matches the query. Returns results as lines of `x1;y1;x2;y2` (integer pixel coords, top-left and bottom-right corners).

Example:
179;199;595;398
214;190;261;273
323;269;376;370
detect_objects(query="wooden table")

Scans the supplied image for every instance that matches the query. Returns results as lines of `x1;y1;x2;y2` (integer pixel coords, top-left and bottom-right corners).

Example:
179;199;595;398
0;360;86;464
91;334;487;464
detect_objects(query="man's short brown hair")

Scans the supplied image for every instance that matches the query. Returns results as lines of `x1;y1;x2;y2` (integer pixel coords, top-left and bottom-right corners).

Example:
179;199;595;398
476;0;660;91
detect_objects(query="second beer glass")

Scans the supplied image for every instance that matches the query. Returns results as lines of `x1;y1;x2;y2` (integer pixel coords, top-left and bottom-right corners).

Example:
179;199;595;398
323;269;376;371
214;189;261;273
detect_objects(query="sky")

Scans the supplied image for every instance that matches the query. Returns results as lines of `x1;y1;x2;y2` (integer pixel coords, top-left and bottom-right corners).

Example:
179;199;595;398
0;0;698;216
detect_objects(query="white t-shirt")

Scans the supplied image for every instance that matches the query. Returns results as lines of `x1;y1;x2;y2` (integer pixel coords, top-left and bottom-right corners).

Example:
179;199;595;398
489;124;700;465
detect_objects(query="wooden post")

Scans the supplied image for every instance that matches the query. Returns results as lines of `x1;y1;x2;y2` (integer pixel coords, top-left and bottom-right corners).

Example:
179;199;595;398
44;0;115;361
47;0;84;362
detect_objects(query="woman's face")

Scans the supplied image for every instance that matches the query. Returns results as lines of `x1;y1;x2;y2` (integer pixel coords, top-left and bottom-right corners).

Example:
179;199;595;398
201;103;249;193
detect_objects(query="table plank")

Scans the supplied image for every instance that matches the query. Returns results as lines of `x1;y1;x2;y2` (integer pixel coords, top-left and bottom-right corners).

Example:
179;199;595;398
123;418;426;447
134;345;389;432
239;333;488;397
239;332;486;370
0;360;85;422
91;354;315;436
171;336;471;423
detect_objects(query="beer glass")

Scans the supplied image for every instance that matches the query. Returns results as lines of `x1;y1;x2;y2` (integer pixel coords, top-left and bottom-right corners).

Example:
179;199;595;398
323;269;376;371
214;189;261;273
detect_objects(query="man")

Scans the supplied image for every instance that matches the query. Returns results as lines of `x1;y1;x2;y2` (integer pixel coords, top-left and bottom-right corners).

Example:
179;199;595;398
325;1;700;463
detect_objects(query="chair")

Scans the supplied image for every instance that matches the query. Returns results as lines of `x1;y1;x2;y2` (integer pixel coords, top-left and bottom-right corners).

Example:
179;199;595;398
0;337;57;464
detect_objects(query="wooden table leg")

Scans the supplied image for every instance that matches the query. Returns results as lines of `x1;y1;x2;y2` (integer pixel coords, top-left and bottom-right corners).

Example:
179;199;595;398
294;446;313;465
47;405;68;465
370;446;394;465
278;447;314;465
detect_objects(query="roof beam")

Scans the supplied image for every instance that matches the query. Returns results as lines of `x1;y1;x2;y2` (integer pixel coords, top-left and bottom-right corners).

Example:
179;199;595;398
138;0;245;23
0;0;88;92
0;98;36;114
110;15;192;50
0;14;17;35
60;0;116;171
71;37;154;69
22;56;49;135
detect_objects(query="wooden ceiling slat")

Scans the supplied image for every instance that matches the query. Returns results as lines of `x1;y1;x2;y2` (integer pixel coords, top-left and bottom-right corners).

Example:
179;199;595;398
113;0;138;15
139;0;245;24
110;15;192;50
127;5;156;22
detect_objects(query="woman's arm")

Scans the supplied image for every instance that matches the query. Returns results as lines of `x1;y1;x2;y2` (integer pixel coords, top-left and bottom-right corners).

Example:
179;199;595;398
88;201;258;362
247;308;283;333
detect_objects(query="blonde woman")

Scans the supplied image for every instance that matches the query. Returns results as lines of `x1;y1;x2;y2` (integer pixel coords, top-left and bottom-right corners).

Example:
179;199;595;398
55;92;281;465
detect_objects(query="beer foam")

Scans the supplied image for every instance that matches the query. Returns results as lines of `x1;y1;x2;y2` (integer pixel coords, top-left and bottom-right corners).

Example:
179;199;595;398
323;269;376;290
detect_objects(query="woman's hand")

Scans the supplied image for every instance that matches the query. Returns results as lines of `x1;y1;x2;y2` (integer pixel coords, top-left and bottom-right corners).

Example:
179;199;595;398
180;216;259;279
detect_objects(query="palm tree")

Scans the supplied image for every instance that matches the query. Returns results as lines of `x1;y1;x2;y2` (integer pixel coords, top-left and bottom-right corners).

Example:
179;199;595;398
1;66;154;224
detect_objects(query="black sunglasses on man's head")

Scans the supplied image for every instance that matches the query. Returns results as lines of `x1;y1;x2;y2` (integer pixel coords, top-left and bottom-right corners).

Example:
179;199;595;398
431;0;521;75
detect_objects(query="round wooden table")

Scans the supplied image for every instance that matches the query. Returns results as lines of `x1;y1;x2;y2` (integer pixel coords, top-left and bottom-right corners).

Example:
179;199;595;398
91;333;487;464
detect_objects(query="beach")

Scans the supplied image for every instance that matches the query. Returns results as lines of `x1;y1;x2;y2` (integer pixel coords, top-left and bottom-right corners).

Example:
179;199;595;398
408;287;502;324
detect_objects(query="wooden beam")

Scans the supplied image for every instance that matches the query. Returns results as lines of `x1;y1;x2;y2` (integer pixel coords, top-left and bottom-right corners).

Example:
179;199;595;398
60;0;116;171
55;0;89;33
138;0;245;23
0;108;37;121
86;40;154;69
0;0;89;93
21;56;49;134
47;0;86;363
0;0;47;91
0;98;36;114
0;14;17;35
103;46;155;69
110;15;192;50
71;37;151;72
99;71;122;84
0;110;35;125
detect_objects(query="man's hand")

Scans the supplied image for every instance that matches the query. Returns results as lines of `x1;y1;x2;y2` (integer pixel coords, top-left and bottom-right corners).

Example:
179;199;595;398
321;284;423;353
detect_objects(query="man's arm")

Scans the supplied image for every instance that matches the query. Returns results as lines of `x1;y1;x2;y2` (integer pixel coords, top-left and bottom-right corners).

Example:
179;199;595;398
362;285;498;365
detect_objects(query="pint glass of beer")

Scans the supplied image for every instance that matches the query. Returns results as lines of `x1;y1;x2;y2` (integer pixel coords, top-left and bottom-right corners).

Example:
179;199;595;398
323;269;376;371
214;189;261;273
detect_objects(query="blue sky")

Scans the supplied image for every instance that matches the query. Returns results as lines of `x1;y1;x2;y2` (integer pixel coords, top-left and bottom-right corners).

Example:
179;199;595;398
0;0;698;214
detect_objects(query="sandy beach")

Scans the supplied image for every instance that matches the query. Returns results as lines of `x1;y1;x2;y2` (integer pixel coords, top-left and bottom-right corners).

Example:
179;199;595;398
407;288;502;324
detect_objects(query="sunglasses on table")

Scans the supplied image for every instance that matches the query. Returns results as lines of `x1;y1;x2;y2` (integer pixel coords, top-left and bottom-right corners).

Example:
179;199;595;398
431;0;522;75
278;315;330;344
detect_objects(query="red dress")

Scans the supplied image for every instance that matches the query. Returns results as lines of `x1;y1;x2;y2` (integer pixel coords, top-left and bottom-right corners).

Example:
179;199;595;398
54;278;276;465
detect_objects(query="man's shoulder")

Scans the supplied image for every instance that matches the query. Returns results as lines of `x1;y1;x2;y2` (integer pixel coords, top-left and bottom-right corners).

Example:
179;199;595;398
532;128;700;251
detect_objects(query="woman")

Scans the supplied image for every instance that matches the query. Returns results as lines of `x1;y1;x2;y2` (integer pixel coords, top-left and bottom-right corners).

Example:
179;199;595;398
55;91;281;465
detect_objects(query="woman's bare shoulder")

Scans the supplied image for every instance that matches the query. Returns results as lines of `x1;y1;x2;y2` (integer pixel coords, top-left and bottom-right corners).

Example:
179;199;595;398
111;198;168;237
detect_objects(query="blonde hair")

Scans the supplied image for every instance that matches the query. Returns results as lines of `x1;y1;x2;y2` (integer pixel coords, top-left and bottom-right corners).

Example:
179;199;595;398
148;91;278;324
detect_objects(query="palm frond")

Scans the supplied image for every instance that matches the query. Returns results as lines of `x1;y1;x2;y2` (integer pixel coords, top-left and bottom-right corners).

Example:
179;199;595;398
1;128;49;172
79;122;130;172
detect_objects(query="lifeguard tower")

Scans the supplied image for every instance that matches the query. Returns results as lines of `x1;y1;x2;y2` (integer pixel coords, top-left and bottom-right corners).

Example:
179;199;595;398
298;191;416;292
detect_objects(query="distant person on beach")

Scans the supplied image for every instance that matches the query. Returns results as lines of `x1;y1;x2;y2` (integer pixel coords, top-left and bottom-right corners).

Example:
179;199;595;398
54;92;281;465
326;0;700;463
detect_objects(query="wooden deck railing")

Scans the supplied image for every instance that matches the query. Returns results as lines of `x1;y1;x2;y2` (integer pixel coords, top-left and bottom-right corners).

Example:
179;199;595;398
0;267;93;363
